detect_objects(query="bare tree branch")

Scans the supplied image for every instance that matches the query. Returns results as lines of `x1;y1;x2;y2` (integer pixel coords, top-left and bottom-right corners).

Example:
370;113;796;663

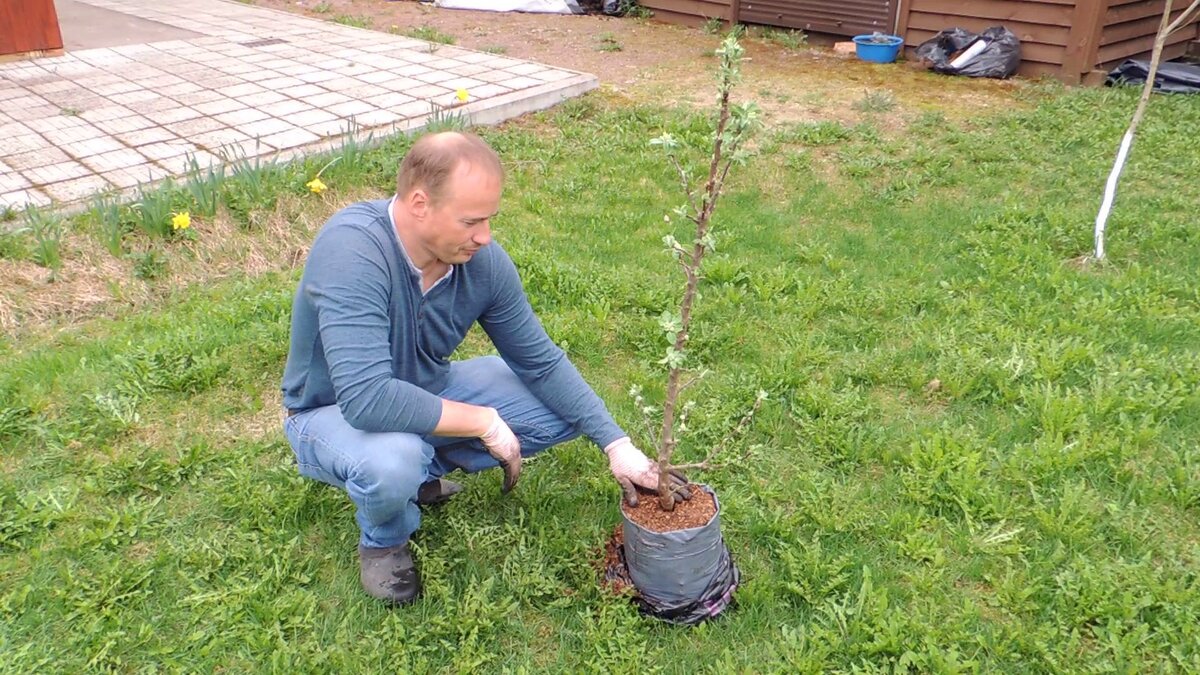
667;394;765;473
1167;0;1200;34
678;372;705;394
667;152;702;220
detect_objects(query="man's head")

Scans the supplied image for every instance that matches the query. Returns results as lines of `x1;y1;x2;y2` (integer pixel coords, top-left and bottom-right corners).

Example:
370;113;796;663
393;132;504;266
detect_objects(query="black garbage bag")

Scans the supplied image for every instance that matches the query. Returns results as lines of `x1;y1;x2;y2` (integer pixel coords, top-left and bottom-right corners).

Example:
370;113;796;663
916;26;1022;79
1106;59;1200;94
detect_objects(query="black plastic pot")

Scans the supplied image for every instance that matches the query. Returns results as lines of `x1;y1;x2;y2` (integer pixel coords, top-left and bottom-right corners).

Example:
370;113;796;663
620;484;739;625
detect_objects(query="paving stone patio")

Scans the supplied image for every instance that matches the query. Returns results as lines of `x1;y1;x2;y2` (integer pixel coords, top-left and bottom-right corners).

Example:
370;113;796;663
0;0;597;211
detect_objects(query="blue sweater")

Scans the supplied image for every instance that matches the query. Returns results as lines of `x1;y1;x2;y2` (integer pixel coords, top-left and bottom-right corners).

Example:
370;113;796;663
281;198;625;449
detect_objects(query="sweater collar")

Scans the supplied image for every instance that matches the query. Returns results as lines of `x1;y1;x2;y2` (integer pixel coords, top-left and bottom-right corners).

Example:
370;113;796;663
387;196;453;295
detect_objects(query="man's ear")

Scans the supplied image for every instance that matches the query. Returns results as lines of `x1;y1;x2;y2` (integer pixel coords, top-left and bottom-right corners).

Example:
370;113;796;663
404;188;430;218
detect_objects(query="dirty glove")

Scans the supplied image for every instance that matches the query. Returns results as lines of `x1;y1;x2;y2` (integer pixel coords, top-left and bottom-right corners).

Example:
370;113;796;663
604;437;690;507
480;409;521;493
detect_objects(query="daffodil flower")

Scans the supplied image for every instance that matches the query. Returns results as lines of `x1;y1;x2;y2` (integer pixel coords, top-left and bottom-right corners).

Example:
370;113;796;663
456;88;469;103
307;178;328;194
171;211;191;231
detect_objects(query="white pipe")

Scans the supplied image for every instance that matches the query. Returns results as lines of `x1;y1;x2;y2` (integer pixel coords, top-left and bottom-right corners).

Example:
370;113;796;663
1094;130;1134;260
950;39;989;69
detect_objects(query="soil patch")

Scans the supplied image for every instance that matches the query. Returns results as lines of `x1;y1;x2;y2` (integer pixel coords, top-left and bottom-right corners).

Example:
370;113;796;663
257;0;1027;128
620;483;716;532
600;525;634;594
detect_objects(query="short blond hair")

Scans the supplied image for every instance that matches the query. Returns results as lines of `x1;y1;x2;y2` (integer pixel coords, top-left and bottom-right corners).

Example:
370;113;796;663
396;131;503;205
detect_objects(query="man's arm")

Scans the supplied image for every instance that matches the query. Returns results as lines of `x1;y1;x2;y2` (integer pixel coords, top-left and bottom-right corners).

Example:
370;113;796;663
478;245;684;503
477;244;626;448
305;221;453;434
304;220;524;490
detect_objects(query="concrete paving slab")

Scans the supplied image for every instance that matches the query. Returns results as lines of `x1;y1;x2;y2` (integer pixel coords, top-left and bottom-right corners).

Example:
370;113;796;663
55;0;204;51
0;0;598;213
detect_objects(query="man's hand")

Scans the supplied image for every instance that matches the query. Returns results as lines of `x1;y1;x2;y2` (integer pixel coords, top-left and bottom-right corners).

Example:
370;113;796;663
604;438;689;507
480;409;521;493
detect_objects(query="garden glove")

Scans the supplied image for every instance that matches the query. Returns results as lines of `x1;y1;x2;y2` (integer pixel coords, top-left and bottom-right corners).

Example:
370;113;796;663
480;409;521;493
604;437;690;507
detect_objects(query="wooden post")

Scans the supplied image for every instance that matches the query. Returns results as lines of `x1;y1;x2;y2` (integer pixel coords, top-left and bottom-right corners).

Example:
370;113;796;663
894;0;913;45
1062;0;1111;83
0;0;64;57
730;0;742;25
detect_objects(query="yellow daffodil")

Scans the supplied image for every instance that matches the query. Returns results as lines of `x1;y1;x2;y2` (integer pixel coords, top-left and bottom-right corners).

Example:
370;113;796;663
456;88;469;103
171;211;191;231
307;178;328;194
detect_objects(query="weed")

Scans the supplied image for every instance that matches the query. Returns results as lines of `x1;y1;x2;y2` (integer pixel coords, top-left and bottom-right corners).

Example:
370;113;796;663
401;25;456;45
760;27;807;49
132;250;166;280
311;1;331;12
703;17;725;35
183;154;225;218
90;191;126;257
1;204;17;222
131;181;177;238
424;100;469;133
332;14;371;29
774;120;854;146
114;343;230;396
221;141;280;227
596;34;623;52
618;0;653;18
482;45;507;55
0;226;29;261
854;89;897;113
332;123;375;177
25;207;64;271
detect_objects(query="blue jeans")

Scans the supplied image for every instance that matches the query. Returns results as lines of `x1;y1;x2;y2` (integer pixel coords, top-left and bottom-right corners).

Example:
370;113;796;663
283;356;580;549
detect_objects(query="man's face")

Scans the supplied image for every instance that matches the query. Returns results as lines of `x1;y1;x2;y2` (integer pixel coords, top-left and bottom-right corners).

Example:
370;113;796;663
416;162;502;266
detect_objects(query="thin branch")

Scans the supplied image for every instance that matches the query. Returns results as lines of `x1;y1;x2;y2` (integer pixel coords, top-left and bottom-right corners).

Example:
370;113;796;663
667;153;702;219
667;394;764;472
1167;0;1200;34
673;257;692;279
639;409;659;454
707;157;737;219
678;372;705;394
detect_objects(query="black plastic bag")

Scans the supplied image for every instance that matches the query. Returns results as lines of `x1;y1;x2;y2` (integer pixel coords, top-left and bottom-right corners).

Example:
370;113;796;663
916;26;1022;79
1106;59;1200;94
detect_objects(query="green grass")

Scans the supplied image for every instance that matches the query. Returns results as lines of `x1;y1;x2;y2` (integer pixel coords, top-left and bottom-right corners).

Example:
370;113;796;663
3;85;1200;671
853;89;897;113
757;26;807;50
596;33;623;53
332;14;371;29
398;25;456;45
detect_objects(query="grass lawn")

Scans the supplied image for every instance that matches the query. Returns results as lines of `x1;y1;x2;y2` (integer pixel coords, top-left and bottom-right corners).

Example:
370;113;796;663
2;81;1199;671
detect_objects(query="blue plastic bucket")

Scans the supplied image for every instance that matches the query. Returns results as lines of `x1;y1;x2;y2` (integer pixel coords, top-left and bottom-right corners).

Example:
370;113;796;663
852;34;904;64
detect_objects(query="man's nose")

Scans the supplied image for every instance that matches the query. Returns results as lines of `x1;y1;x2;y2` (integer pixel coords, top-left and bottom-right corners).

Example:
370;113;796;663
473;221;492;245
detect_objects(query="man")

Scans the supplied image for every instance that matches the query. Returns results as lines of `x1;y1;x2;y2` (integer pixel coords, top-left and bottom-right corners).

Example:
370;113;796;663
281;131;685;605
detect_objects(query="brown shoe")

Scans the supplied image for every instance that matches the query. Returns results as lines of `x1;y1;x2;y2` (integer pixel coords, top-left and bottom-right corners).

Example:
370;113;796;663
359;542;421;605
416;478;463;506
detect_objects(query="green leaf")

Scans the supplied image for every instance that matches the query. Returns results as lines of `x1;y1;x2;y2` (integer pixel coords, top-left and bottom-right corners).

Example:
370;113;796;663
658;346;686;369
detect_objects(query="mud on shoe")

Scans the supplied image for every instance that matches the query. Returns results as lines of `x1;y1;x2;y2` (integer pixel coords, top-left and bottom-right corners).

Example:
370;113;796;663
359;542;421;605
